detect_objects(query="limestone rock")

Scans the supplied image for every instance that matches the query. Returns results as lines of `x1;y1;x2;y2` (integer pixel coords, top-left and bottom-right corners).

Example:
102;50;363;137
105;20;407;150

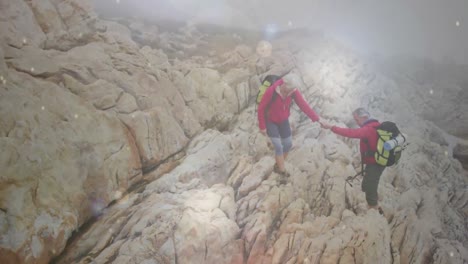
0;70;141;263
0;0;46;48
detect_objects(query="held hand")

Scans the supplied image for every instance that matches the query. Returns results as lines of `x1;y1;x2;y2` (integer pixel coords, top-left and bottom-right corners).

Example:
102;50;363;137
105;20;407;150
260;129;267;136
320;121;332;129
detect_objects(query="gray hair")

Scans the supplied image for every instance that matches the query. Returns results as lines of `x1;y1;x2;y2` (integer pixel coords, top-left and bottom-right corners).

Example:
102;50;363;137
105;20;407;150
352;107;371;118
282;73;302;90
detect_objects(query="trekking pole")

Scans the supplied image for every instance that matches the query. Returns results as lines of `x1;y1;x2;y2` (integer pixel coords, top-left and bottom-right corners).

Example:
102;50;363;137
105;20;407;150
345;171;364;187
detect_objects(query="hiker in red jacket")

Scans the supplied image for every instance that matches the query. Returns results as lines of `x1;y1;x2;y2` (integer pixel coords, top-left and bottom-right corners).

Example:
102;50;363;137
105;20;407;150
320;108;385;213
258;73;320;182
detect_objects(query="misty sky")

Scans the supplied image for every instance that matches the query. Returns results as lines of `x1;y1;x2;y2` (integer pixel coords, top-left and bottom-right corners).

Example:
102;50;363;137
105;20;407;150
313;0;468;64
93;0;468;64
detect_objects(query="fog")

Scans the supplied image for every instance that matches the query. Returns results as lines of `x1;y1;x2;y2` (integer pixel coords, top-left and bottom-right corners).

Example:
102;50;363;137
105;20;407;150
93;0;468;65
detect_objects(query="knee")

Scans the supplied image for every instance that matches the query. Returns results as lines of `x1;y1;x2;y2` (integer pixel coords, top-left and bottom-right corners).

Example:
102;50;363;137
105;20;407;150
271;137;283;156
281;137;292;153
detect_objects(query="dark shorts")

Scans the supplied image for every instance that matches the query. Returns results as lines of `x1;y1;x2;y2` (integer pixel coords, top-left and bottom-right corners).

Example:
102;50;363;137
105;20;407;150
266;119;291;138
266;120;292;156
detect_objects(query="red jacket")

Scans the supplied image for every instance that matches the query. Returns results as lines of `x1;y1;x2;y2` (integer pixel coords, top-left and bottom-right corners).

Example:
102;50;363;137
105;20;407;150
258;79;319;130
331;119;380;164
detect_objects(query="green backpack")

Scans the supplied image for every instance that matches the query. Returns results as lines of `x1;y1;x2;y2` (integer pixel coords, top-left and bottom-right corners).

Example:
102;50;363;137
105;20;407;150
374;121;405;166
256;75;281;104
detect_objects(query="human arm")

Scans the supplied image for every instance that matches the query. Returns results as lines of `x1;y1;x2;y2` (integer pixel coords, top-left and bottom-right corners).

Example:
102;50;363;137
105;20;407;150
331;125;369;139
292;90;320;122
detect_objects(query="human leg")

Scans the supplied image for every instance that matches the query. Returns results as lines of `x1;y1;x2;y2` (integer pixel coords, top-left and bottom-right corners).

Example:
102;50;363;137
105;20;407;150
266;122;286;171
362;163;385;209
278;119;293;161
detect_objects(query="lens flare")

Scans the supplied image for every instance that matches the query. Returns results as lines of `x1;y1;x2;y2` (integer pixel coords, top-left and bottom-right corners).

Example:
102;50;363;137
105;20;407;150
264;23;278;40
90;199;106;217
256;40;272;57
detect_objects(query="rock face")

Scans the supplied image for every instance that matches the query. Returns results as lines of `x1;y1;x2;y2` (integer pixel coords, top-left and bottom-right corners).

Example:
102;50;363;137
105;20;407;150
1;1;467;264
0;0;257;263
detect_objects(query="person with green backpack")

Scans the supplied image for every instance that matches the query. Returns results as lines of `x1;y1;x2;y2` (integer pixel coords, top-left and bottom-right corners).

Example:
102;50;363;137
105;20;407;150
257;73;320;183
321;108;404;214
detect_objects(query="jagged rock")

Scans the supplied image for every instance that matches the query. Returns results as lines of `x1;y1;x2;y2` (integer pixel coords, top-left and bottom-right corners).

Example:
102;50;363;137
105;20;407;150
0;46;8;77
185;68;239;127
139;46;171;70
115;92;139;114
119;109;188;168
27;0;99;51
0;0;46;48
128;21;160;47
145;129;238;191
98;20;140;51
6;47;60;77
1;1;467;263
0;70;141;263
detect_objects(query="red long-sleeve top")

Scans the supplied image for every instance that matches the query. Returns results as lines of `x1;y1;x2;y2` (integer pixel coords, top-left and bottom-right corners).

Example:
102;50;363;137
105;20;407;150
331;119;381;164
257;79;319;130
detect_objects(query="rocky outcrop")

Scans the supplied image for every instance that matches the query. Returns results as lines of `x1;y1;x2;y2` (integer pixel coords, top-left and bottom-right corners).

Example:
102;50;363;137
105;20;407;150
1;1;467;264
0;68;142;263
0;1;258;263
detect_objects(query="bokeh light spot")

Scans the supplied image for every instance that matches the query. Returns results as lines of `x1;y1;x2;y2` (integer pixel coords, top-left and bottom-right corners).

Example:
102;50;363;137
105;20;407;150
256;40;273;58
264;23;278;39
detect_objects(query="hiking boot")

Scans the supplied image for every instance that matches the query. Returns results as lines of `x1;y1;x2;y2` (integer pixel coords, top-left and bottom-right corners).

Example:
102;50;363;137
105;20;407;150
378;207;384;216
273;164;280;173
273;165;290;184
273;165;289;175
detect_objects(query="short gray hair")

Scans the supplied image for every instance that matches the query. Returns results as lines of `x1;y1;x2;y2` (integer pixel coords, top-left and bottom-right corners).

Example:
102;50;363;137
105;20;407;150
352;107;370;118
282;73;302;90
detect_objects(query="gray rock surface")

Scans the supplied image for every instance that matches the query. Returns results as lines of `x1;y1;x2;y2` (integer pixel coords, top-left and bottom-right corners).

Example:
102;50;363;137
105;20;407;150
0;1;467;263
